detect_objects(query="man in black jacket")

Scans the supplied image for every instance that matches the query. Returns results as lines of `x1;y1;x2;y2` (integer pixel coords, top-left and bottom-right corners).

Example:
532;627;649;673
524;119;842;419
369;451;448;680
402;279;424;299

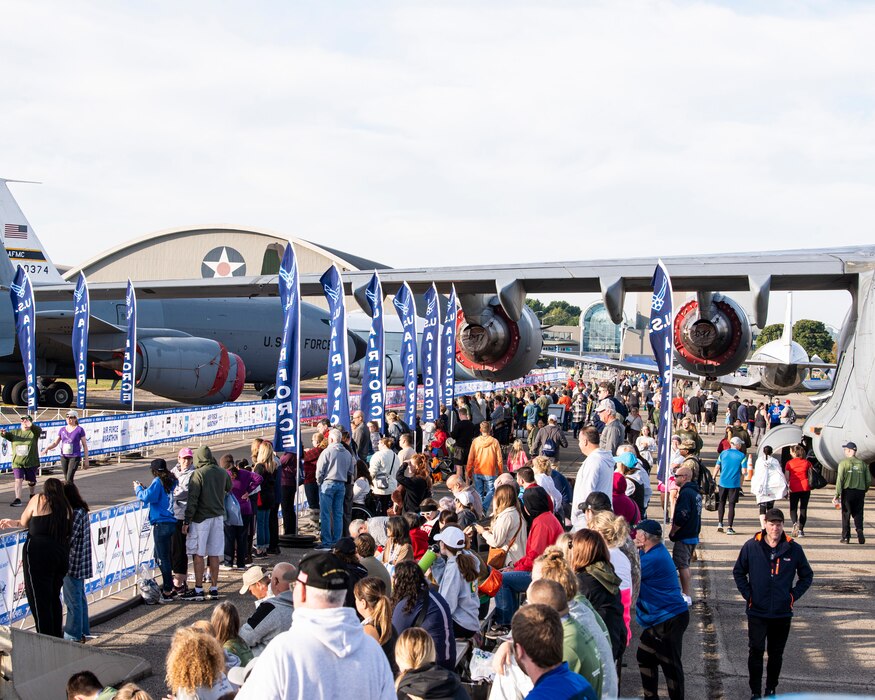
669;467;701;604
732;508;813;699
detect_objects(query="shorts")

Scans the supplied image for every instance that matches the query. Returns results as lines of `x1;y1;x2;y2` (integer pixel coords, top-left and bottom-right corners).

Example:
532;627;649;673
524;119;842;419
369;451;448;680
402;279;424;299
13;467;37;483
673;541;696;569
186;516;224;557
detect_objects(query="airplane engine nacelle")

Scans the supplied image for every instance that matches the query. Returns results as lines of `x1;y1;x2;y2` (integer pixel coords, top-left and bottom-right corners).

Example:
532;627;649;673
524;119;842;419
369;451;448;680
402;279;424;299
456;299;543;382
348;353;403;386
137;337;246;404
673;294;752;377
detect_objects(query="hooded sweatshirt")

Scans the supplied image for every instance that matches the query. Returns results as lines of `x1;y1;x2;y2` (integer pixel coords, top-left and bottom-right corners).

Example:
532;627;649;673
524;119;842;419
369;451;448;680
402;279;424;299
576;561;626;660
239;589;295;654
185;446;232;523
397;663;468;700
235;606;395;700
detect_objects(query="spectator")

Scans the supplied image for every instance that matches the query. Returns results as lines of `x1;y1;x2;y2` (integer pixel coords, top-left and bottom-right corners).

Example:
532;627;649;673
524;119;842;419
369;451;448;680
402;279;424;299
255;441;282;554
237;552;394;698
751;446;788;529
317;428;356;547
715;437;746;535
466;422;504;513
65;671;117;700
369;437;401;516
352;410;370;461
432;526;481;638
355;576;399;672
181;446;232;602
511;604;597;700
532;456;564;515
404;512;429;559
587;509;638;645
238;563;295;654
449;407;476;478
396;454;433;514
353;459;373;507
333;536;370;609
382;516;414;572
302;432;326;510
395;627;468;700
279;450;298;540
453;490;479;530
134;460;178;602
611;471;641;528
733;508;813;699
571;427;615;531
570;529;626;664
506;439;529;473
532;415;568;462
113;683;153;700
62;482;92;643
165;626;234;700
391;560;457;670
397;433;416;464
834;440;871;544
224;461;262;570
355;532;393;591
472;484;528;568
596;400;625;457
211;601;253;669
669;466;701;604
170;447;195;593
634;520;690;700
445;474;484;519
784;444;813;537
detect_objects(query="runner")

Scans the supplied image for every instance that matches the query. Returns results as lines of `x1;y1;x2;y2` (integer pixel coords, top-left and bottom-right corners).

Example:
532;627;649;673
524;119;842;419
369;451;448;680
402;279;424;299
3;415;42;507
42;410;88;483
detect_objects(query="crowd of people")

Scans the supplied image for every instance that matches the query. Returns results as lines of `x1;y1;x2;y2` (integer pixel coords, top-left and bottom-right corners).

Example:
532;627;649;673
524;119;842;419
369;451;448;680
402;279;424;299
5;371;868;699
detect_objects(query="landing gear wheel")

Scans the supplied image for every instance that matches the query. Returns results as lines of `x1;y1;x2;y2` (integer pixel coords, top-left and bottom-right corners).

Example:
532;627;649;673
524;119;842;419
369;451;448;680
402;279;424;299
1;382;15;405
10;380;27;407
278;534;316;548
46;382;74;408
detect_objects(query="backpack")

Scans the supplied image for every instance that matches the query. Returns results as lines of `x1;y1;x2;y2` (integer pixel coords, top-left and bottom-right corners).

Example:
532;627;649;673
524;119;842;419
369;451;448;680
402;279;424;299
697;460;717;498
541;436;557;458
784;407;797;424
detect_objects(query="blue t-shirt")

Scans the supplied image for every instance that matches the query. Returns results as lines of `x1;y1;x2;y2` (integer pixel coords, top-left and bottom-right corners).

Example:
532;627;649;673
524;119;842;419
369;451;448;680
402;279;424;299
768;404;783;426
524;404;540;427
526;662;597;700
717;449;745;488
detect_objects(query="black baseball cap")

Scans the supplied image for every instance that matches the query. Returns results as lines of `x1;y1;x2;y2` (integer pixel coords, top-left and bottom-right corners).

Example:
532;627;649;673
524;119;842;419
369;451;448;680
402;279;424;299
297;552;350;590
842;441;858;451
150;458;168;472
333;537;356;556
577;491;612;514
764;508;785;523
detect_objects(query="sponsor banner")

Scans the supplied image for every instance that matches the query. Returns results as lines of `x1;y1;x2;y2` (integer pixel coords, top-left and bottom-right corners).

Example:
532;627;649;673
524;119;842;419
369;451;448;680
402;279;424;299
420;285;441;423
10;266;37;412
320;265;351;430
0;500;153;625
274;244;300;455
360;273;386;429
73;272;90;409
0;370;567;472
120;280;137;409
441;286;458;414
393;283;418;431
648;260;674;486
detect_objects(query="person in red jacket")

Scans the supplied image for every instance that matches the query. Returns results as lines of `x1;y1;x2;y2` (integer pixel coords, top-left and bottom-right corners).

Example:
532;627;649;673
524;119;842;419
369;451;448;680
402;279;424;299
488;486;563;637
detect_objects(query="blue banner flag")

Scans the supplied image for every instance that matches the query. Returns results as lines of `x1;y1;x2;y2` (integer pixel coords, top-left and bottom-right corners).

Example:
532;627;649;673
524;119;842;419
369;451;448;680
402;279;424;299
10;266;37;412
648;260;674;491
393;282;418;431
121;279;137;409
420;285;441;423
360;273;385;429
441;286;458;417
274;244;301;454
320;265;351;430
72;272;90;409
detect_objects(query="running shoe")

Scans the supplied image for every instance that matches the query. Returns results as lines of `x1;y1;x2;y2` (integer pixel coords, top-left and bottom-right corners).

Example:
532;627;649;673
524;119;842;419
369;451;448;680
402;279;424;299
726;527;736;535
859;534;866;544
484;624;511;640
9;499;22;507
180;588;205;602
219;562;234;571
790;523;799;538
207;588;220;601
716;524;724;533
159;591;177;603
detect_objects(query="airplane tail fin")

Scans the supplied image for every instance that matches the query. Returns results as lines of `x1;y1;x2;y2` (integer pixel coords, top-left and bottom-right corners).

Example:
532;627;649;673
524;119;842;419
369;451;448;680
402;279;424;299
780;293;793;347
0;180;66;286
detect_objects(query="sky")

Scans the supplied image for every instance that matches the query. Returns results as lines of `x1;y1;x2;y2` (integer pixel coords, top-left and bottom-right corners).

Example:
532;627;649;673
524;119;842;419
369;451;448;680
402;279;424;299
2;0;874;328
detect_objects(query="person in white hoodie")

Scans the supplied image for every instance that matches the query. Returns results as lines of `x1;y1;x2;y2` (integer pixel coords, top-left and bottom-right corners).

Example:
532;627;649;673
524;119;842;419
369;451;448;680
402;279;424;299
236;551;395;700
432;526;481;638
751;445;789;529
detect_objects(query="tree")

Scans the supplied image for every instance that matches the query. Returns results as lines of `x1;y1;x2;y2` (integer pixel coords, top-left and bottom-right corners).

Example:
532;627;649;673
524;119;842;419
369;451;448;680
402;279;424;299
754;320;835;361
525;299;581;325
526;299;546;318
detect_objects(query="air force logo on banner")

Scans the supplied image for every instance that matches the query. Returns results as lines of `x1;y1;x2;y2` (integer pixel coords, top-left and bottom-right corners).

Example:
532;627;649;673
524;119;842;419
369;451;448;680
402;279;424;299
201;247;246;278
10;280;24;297
425;294;437;316
324;282;341;305
651;276;668;312
394;296;410;316
366;285;379;308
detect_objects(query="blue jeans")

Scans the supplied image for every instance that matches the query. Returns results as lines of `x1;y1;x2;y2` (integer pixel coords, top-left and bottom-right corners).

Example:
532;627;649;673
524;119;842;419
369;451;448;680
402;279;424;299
474;474;497;514
319;480;346;547
62;575;89;641
256;509;271;550
495;570;532;625
153;521;175;594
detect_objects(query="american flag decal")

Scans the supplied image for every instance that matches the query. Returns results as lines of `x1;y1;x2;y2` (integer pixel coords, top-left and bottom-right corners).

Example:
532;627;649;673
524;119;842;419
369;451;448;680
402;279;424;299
4;224;28;239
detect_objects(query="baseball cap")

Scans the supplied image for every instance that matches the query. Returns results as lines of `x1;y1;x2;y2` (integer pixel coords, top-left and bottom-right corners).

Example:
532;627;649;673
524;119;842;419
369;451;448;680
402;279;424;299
150;458;168;473
614;452;637;469
297;552;350;590
66;410;79;418
579;491;612;513
178;447;193;458
547;414;558;423
20;415;33;422
228;658;257;686
842;441;858;451
764;508;785;523
596;399;615;413
636;519;663;537
333;537;356;556
239;566;269;594
680;439;697;451
434;526;466;549
455;490;472;507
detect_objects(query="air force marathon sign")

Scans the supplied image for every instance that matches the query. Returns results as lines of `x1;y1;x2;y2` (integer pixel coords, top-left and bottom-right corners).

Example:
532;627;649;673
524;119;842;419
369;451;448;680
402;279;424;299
201;247;246;278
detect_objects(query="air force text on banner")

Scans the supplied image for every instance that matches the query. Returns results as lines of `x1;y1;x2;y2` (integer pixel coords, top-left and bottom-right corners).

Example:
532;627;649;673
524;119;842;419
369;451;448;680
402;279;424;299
360;273;386;429
320;265;351;430
274;243;301;453
648;260;674;490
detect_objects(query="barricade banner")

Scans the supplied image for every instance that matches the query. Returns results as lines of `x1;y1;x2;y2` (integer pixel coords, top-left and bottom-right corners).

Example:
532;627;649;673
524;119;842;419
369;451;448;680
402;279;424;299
0;369;567;472
320;265;351;430
420;284;440;424
360;273;385;429
120;280;137;409
73;272;90;410
274;244;300;454
441;286;458;414
393;282;418;435
648;260;674;486
10;266;37;412
0;500;153;625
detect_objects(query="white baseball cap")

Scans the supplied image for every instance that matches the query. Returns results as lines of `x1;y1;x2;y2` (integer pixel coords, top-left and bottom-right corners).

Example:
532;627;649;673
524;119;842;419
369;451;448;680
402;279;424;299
434;526;466;549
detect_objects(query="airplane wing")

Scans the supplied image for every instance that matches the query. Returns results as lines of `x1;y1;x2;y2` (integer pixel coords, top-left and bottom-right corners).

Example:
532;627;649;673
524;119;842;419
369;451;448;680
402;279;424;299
744;358;836;370
539;348;709;383
801;377;834;392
